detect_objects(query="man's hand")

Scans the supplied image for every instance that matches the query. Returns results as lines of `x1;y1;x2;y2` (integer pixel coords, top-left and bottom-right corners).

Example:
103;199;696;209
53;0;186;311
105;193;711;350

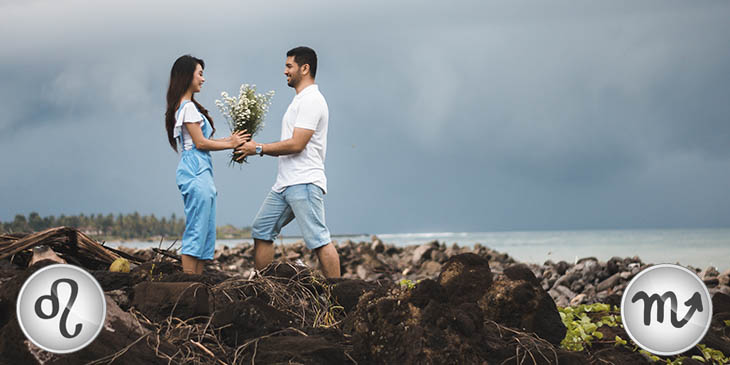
234;141;258;162
235;128;313;158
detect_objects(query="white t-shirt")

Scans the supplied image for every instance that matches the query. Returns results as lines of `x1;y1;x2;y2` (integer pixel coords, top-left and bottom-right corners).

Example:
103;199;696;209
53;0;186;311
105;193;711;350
173;101;204;151
272;84;329;194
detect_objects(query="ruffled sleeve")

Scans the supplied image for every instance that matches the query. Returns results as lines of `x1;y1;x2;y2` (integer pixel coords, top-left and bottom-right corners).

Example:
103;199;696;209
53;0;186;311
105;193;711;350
173;102;204;140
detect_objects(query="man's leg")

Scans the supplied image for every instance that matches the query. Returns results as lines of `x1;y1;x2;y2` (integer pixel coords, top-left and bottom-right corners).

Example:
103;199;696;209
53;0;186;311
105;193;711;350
251;190;293;271
315;242;341;278
254;239;275;270
285;184;340;278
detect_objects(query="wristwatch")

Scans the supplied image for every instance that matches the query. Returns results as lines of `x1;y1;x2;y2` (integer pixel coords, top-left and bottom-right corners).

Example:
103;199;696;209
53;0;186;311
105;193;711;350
255;145;263;156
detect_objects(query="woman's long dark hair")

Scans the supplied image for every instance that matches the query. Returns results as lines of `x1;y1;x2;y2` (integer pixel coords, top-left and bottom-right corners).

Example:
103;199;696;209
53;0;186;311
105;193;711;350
165;55;215;152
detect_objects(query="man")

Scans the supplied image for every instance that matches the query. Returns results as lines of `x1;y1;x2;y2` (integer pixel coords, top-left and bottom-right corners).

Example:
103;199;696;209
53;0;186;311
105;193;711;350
236;46;341;278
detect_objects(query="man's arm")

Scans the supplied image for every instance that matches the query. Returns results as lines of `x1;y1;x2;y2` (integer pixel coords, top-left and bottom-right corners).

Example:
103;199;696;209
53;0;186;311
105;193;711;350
235;127;314;159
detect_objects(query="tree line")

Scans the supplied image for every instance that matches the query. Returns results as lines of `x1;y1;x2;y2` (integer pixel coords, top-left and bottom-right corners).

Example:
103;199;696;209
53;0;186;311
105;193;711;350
0;212;251;240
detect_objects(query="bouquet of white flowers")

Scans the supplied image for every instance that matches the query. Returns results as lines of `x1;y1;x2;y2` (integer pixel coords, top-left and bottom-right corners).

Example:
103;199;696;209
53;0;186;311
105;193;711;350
215;84;274;163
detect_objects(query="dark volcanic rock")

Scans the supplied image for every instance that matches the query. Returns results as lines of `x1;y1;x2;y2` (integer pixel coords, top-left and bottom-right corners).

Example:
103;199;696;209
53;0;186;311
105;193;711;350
131;281;210;322
0;319;38;364
0;263;55;330
211;297;296;347
158;270;231;286
260;261;300;279
607;257;623;275
245;335;349;364
590;346;655;364
0;273;22;330
699;329;730;361
5;235;726;364
0;295;175;365
92;271;136;291
347;253;569;363
480;277;567;345
712;292;730;314
438;253;493;303
328;278;390;313
555;260;570;275
504;263;541;286
596;272;622;292
408;279;444;308
43;296;174;365
347;283;572;364
411;241;439;264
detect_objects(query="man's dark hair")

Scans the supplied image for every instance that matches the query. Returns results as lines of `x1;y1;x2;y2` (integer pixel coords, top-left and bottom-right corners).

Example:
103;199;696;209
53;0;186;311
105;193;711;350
287;46;317;78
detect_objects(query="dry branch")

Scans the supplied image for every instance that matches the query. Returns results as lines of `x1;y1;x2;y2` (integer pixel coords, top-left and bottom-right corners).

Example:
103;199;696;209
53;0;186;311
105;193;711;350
0;226;137;268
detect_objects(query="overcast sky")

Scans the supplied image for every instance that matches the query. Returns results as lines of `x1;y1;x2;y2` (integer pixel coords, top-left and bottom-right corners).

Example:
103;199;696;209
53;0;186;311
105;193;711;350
1;0;729;234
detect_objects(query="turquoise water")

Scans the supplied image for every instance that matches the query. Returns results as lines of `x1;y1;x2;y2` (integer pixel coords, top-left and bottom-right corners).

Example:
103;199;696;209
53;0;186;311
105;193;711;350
109;228;730;271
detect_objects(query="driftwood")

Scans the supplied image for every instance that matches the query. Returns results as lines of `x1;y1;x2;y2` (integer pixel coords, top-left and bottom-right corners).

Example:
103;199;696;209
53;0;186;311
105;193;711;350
152;248;182;262
103;244;149;263
0;226;143;269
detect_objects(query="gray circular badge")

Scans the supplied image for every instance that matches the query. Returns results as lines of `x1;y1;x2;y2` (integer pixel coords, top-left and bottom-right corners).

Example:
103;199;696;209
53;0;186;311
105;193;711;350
16;264;106;354
621;263;712;356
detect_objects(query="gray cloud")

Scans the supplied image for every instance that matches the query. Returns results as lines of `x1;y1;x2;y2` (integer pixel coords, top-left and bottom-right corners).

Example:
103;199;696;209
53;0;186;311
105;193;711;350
1;0;729;233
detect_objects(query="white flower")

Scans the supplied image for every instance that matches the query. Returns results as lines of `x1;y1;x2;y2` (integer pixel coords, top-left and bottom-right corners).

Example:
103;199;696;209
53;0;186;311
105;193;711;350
215;83;275;154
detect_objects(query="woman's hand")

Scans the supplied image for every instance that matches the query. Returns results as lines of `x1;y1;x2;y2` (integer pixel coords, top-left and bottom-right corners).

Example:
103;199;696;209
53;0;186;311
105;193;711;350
229;129;251;149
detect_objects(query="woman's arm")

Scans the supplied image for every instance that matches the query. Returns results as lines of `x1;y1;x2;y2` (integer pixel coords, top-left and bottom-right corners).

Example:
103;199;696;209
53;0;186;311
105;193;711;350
185;123;249;151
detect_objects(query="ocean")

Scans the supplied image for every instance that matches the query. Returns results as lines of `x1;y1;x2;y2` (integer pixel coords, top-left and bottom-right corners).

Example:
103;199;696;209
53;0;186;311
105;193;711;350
108;228;730;271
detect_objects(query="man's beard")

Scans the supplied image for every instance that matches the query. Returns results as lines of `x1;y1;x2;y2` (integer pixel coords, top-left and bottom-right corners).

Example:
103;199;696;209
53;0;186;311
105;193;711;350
287;75;300;88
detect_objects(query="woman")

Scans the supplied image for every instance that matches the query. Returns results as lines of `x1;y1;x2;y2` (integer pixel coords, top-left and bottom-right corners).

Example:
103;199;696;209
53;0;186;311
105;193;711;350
164;55;249;274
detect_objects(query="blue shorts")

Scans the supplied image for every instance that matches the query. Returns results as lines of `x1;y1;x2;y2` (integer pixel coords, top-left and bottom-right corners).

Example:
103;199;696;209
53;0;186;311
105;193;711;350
251;183;331;250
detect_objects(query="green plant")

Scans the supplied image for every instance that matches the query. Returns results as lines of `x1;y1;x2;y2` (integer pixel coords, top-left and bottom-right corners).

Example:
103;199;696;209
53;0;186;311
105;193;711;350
694;344;730;364
639;349;661;362
558;303;620;351
559;303;730;364
399;279;416;290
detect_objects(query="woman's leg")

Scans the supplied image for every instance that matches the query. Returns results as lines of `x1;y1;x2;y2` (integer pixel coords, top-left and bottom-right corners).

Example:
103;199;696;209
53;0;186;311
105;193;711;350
202;180;217;262
180;174;215;269
195;260;205;274
182;254;198;274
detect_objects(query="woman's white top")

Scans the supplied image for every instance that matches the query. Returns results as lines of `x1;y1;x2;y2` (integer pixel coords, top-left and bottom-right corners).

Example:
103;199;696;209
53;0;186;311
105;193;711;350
173;101;204;151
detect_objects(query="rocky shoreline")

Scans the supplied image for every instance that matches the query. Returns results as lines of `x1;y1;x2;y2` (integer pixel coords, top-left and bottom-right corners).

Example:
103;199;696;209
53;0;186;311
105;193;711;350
1;230;729;364
208;236;730;308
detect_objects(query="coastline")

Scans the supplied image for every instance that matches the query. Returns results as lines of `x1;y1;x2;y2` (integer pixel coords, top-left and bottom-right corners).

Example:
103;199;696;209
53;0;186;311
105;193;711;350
1;229;729;364
107;227;730;271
